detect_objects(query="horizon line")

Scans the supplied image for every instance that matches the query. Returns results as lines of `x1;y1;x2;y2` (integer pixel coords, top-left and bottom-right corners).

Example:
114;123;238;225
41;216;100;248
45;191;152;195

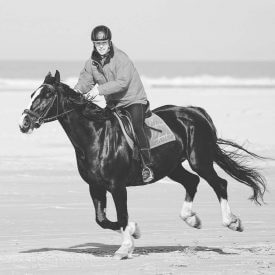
1;59;275;63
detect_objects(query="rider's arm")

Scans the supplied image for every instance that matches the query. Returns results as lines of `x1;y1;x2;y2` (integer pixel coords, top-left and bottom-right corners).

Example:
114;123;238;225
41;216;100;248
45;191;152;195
98;55;132;95
74;60;95;94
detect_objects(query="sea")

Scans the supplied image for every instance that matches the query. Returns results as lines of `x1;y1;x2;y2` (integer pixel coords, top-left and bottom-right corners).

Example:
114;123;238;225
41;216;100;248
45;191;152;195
0;60;275;91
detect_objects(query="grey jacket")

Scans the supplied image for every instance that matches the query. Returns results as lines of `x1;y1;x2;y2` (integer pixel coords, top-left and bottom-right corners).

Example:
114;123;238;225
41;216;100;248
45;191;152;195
74;45;147;108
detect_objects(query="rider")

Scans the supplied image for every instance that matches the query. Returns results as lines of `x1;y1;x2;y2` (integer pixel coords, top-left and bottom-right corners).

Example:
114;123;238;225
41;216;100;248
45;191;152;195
74;25;154;183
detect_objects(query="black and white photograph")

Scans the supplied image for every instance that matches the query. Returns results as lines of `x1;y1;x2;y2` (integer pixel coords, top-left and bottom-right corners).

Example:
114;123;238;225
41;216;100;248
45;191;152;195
0;0;274;274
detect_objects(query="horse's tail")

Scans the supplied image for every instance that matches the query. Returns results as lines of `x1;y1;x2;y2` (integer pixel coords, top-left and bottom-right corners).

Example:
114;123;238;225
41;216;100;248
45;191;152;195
188;106;266;204
214;138;266;205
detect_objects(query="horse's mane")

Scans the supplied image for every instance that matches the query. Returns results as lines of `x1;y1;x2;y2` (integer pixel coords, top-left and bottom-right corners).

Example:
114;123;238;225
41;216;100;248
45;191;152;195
83;102;113;121
60;82;112;122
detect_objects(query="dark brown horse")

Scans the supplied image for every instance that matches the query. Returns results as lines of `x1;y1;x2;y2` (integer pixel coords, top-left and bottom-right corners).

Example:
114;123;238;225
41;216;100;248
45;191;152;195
19;71;266;259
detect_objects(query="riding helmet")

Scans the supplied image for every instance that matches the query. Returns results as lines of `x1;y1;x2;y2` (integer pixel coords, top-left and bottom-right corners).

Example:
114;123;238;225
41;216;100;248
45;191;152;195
91;25;112;41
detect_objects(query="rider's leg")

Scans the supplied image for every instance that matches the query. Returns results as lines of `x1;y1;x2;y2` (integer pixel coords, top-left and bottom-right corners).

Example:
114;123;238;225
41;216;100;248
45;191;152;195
124;103;154;182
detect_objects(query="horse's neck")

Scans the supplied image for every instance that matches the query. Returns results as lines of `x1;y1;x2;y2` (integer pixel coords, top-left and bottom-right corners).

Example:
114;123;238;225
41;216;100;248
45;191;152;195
58;103;111;151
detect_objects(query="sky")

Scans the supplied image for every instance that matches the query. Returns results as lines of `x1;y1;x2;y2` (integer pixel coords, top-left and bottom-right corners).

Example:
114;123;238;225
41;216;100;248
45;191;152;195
0;0;275;61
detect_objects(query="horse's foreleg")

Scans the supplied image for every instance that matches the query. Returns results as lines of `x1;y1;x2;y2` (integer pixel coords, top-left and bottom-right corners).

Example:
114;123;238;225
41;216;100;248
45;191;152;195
168;165;202;229
89;184;120;230
111;186;139;260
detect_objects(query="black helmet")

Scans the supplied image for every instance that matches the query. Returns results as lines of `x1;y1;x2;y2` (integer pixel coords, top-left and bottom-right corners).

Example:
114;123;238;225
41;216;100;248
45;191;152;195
91;25;112;42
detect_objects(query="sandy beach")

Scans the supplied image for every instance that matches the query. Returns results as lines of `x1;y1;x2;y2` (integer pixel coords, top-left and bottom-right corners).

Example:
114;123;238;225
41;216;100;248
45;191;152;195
0;86;274;274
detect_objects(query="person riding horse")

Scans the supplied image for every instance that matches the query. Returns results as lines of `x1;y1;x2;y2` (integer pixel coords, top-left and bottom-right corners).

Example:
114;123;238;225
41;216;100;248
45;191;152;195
20;70;266;259
74;25;154;183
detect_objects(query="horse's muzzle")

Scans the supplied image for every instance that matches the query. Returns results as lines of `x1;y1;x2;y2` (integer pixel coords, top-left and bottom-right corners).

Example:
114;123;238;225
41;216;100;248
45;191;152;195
19;114;33;133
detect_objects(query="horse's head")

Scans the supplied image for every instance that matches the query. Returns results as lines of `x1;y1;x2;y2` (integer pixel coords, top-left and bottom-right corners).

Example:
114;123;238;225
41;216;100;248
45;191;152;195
19;70;64;134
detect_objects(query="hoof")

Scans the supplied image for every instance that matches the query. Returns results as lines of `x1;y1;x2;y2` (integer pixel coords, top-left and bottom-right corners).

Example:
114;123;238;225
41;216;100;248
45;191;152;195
180;213;202;229
113;252;131;260
113;244;134;260
224;218;244;232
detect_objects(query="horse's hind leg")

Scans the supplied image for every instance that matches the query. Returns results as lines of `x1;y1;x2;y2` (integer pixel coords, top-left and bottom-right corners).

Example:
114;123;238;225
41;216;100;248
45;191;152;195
168;165;202;229
189;159;243;232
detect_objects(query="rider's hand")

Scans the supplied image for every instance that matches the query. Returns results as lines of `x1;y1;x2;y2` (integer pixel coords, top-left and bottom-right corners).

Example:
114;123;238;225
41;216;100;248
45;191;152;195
85;84;99;101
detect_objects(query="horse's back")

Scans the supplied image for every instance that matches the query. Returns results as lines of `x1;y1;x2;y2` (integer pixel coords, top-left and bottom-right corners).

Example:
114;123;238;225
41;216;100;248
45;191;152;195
153;105;217;141
153;105;214;126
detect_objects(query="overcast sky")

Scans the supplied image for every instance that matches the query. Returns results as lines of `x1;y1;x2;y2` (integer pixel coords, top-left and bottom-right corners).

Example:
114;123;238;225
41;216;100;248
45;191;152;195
0;0;274;61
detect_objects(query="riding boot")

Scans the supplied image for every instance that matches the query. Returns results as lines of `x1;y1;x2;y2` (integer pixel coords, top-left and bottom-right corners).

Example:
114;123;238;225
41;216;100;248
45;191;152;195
140;148;154;183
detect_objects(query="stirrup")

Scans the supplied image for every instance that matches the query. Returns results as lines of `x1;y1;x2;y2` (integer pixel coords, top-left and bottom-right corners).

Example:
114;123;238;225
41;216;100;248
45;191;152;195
142;166;154;183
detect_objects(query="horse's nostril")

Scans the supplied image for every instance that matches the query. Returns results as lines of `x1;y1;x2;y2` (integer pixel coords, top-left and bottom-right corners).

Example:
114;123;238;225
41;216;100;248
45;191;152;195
19;115;32;133
34;122;41;128
21;116;30;128
23;117;30;127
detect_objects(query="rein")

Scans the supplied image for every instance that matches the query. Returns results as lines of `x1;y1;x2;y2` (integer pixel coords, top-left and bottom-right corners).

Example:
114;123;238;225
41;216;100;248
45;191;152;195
23;84;74;126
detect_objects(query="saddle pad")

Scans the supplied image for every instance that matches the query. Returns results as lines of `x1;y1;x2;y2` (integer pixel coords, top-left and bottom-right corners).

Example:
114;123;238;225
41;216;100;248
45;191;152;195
114;112;176;150
145;113;176;149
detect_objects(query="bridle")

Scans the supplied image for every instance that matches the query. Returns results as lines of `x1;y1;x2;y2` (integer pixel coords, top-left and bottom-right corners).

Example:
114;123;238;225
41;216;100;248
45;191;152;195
23;83;74;127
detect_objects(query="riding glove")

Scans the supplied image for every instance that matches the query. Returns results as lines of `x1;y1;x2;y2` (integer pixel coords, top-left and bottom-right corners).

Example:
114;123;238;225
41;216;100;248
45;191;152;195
85;84;99;101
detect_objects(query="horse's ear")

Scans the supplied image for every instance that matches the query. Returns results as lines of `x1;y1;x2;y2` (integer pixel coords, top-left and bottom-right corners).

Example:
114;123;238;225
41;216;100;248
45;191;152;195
54;70;60;83
44;71;52;83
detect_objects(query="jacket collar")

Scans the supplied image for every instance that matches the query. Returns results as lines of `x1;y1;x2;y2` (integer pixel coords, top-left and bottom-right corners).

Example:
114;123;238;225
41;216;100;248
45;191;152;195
91;44;114;66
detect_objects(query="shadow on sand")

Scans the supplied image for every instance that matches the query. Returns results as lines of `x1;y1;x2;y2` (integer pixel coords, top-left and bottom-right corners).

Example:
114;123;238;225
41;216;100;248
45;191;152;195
20;243;238;257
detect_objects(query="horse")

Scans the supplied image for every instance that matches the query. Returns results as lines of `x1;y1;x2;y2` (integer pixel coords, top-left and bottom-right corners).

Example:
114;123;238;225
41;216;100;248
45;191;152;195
19;71;266;259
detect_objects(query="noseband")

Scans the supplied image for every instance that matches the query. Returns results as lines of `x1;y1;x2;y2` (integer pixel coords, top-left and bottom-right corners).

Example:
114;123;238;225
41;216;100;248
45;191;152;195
23;84;74;127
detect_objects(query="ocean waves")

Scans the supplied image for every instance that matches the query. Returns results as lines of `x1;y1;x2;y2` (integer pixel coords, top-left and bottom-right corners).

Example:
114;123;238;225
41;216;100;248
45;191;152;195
1;75;275;91
142;75;275;88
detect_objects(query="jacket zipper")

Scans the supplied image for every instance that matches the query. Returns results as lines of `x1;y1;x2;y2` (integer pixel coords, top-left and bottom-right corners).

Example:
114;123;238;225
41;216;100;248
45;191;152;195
92;60;108;82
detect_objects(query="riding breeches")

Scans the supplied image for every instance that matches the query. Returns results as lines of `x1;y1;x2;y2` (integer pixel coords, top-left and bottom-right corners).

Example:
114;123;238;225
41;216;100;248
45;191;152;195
123;103;152;166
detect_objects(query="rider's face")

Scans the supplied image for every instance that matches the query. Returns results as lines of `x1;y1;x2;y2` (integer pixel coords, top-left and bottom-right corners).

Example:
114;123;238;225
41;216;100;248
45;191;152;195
94;40;110;56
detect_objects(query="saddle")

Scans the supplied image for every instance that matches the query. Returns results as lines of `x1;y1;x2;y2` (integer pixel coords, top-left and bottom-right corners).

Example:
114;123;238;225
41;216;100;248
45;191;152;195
113;107;176;151
80;102;176;150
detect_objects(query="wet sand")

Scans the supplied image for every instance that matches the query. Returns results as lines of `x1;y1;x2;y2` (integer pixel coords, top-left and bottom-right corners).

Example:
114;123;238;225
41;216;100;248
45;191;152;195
0;88;274;274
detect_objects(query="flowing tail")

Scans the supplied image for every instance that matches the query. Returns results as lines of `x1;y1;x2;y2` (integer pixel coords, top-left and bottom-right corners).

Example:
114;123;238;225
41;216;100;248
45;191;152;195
214;138;266;205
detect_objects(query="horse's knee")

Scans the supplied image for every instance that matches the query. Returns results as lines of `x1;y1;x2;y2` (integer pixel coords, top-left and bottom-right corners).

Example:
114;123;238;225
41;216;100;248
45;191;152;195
96;218;109;229
118;216;128;230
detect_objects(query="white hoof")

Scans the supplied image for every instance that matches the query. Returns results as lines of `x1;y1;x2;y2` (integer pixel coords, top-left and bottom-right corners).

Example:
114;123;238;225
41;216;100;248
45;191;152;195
113;243;134;260
223;217;243;232
180;213;202;229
